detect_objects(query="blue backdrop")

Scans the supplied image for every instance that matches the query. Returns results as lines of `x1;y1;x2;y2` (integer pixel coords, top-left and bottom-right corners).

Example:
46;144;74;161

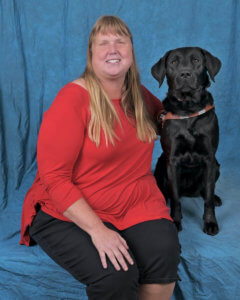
0;0;239;299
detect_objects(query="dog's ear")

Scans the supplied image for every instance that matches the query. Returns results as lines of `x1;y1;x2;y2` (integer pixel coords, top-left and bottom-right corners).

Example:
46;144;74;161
151;51;170;87
201;49;221;82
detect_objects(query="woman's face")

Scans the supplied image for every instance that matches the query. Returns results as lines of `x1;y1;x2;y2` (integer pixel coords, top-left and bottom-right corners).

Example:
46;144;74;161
91;31;133;83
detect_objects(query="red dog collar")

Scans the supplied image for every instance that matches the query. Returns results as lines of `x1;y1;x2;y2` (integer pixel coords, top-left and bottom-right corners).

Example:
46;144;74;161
159;104;215;128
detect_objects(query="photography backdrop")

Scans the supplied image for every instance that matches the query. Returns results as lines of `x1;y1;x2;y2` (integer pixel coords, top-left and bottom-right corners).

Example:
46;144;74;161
0;0;239;299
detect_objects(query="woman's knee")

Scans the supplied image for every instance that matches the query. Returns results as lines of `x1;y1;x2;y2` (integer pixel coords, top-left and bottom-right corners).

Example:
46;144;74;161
153;220;181;272
103;266;139;292
123;219;180;283
160;221;180;252
87;264;139;300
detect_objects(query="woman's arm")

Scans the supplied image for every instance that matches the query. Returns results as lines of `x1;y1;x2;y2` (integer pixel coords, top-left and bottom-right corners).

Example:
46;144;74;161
141;85;164;131
63;199;134;271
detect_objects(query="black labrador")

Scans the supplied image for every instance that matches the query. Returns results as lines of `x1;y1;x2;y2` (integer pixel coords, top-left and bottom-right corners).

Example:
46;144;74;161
151;47;222;235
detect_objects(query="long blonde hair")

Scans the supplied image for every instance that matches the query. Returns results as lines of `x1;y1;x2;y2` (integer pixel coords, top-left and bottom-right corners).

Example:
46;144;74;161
82;15;157;146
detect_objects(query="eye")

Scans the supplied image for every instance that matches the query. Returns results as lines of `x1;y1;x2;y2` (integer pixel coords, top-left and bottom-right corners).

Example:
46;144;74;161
192;58;199;63
116;39;125;44
99;41;108;46
171;60;177;65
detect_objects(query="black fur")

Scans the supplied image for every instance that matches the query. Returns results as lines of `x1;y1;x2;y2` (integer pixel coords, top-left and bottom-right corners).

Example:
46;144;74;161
152;47;222;235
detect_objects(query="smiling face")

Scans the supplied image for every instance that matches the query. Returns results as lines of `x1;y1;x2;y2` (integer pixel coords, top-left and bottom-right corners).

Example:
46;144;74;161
91;32;133;82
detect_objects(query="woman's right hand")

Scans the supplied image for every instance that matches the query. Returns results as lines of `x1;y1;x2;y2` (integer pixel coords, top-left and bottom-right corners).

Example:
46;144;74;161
90;225;134;271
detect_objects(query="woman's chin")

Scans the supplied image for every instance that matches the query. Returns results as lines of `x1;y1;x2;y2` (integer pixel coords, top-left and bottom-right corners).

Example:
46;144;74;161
102;69;126;80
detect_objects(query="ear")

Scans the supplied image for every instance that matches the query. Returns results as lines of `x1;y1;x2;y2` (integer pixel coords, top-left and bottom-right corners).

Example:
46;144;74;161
201;49;221;82
151;51;170;87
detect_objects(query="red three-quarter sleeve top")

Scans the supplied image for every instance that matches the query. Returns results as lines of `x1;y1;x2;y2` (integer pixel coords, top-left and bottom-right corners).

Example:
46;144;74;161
20;83;172;246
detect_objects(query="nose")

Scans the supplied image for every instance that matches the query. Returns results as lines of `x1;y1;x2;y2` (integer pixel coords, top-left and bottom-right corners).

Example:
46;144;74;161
180;70;192;78
108;43;118;54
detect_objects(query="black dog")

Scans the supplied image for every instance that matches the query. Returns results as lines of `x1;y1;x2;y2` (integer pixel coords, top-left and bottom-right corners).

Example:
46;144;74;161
151;47;222;235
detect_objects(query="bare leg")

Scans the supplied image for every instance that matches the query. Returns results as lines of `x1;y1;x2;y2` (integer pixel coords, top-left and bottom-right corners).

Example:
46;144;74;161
139;283;175;300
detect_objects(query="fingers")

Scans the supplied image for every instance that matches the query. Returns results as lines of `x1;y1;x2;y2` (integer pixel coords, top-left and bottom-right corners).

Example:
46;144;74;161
99;251;108;269
107;246;133;271
118;245;134;266
91;227;134;271
107;250;122;271
119;235;129;249
98;240;134;271
99;249;123;271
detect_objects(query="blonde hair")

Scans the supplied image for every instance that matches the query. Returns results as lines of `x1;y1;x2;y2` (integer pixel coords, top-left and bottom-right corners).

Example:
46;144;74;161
82;15;157;146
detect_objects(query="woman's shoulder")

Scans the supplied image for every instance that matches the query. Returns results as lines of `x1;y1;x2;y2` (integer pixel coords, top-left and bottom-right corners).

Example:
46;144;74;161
46;79;90;120
71;78;87;90
53;78;89;107
58;78;88;98
140;84;164;115
141;84;158;100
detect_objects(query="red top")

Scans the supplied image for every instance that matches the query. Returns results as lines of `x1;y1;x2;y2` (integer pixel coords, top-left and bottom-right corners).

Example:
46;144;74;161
20;83;172;246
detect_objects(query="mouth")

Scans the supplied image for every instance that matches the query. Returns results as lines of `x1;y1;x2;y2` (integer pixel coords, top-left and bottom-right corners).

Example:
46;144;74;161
169;88;198;102
106;59;121;64
175;83;200;92
178;86;193;92
174;76;198;91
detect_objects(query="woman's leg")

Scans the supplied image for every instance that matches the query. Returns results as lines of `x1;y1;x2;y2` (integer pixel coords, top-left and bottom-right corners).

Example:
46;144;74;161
139;283;175;300
122;219;181;300
29;209;139;300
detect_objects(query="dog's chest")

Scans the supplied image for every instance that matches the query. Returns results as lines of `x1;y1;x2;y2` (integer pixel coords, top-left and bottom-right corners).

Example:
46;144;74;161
178;123;201;152
180;120;200;142
161;115;211;156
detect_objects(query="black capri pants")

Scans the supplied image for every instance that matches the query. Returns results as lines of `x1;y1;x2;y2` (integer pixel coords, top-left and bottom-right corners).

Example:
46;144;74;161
29;210;180;300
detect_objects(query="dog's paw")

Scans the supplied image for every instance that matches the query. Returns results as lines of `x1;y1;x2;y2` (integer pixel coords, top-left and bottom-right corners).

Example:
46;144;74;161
203;221;219;236
214;195;222;206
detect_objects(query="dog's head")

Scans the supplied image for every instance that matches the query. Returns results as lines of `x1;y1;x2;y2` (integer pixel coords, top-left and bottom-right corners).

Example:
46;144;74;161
151;47;221;99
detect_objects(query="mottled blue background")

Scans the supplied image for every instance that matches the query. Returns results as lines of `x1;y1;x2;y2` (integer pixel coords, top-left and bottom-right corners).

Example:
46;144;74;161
0;1;239;299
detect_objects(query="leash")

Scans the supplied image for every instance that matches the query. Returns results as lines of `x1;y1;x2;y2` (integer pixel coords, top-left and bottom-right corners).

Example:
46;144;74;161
159;104;215;128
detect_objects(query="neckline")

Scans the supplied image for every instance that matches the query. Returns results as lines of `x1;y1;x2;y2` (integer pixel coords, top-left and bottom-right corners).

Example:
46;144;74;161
69;82;121;101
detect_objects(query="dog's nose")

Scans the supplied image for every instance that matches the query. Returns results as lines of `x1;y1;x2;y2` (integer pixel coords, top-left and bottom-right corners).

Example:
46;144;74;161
180;71;192;78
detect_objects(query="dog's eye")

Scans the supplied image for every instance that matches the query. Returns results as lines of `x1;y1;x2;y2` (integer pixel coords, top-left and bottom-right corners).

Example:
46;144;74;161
192;58;199;63
171;60;177;65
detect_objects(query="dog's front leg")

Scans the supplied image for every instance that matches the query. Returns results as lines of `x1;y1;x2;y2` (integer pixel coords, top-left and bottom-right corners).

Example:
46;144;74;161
203;158;219;235
167;159;182;231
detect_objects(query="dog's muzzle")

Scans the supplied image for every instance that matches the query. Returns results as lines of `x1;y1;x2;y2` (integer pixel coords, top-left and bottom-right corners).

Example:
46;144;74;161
175;73;198;91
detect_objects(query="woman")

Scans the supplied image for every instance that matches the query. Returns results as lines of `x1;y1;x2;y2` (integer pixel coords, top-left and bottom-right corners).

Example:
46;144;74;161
20;16;180;300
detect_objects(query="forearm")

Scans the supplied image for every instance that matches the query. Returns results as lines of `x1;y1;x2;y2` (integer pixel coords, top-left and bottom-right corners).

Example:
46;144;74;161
63;198;133;271
63;198;105;236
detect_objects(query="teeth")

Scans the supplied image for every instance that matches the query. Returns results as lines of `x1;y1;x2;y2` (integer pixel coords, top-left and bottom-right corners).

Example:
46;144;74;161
107;59;120;63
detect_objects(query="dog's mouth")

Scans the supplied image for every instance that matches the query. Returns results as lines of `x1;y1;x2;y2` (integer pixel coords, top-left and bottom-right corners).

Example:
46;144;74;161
177;92;193;101
170;88;202;102
175;82;200;92
169;82;203;101
173;74;200;91
176;87;194;94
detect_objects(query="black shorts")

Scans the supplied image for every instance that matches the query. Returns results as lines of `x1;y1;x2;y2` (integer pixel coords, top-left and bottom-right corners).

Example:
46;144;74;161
29;210;180;300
